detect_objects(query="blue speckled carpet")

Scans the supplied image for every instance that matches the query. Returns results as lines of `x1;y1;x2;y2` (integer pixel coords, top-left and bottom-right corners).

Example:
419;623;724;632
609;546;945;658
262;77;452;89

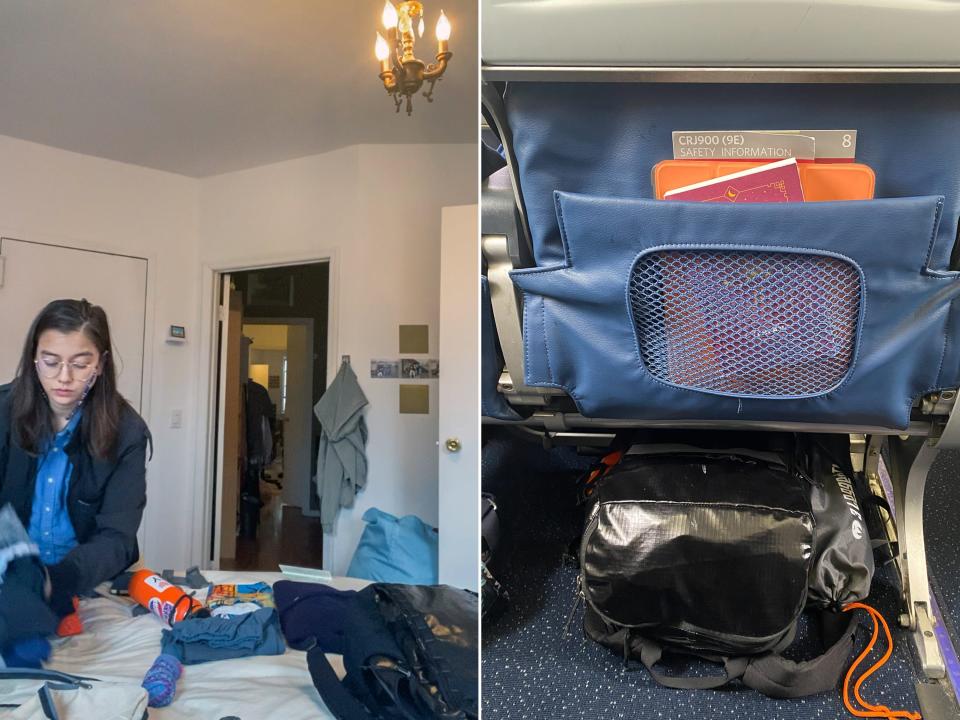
481;431;956;720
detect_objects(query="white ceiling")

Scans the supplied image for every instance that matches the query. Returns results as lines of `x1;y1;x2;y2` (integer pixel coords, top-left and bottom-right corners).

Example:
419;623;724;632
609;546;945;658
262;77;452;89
0;1;478;177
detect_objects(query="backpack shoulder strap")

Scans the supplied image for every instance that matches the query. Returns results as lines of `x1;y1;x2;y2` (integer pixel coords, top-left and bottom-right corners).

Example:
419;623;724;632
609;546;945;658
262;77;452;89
742;611;859;699
305;643;372;720
0;667;97;687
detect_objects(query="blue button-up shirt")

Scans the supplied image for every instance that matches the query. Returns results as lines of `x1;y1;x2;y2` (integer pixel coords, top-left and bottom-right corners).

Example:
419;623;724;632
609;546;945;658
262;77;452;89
28;411;81;565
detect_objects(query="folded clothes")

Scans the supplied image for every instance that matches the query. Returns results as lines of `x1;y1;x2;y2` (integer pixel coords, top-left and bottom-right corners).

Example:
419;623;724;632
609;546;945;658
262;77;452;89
273;580;358;653
0;505;40;581
0;505;59;657
211;602;263;617
160;607;285;665
0;558;59;647
206;582;275;617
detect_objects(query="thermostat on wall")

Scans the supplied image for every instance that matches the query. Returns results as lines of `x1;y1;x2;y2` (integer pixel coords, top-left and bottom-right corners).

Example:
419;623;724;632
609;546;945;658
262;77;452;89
166;325;187;344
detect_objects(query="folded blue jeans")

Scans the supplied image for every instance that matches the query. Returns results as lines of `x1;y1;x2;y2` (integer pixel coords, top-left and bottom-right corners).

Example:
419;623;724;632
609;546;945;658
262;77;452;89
160;607;285;665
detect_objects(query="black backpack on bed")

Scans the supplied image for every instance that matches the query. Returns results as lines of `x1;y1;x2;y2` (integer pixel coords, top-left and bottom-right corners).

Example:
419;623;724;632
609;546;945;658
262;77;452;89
577;436;873;698
304;583;478;720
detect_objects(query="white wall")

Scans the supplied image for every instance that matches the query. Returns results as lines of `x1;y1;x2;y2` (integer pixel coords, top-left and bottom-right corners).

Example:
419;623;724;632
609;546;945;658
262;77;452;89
201;143;476;575
0;135;201;572
0;135;475;577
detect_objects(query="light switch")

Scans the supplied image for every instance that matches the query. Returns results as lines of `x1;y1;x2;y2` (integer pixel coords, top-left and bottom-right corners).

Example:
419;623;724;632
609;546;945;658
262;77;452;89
170;409;183;429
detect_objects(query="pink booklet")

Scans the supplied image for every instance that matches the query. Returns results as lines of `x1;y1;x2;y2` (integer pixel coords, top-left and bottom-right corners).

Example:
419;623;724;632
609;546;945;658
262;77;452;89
663;157;805;203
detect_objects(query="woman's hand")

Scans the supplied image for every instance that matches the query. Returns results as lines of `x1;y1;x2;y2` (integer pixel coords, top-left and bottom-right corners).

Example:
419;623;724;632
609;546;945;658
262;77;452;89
45;561;80;617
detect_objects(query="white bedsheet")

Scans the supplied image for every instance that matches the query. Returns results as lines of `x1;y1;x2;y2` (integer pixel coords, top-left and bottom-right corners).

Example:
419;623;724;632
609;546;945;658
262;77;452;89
0;571;368;720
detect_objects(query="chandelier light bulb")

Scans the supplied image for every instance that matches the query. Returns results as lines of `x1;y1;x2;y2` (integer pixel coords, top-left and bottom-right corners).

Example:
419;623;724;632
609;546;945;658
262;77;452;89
435;10;451;41
382;1;398;29
373;2;453;115
375;32;390;61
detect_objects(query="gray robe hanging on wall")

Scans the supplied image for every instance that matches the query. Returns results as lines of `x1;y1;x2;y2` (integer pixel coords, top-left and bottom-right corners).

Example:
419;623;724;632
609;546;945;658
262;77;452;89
314;362;369;532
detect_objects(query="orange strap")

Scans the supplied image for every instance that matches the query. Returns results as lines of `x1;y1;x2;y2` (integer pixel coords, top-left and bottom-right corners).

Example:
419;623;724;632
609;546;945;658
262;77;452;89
583;450;624;497
841;602;922;720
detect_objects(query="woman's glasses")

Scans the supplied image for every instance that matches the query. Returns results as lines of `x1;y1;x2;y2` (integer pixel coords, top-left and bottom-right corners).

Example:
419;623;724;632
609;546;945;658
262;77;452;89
34;357;97;381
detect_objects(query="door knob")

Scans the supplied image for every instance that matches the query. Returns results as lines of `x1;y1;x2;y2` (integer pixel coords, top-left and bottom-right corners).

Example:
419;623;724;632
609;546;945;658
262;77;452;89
445;437;462;453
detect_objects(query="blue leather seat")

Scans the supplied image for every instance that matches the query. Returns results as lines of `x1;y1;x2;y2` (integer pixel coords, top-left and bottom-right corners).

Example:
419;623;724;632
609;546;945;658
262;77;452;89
498;82;960;428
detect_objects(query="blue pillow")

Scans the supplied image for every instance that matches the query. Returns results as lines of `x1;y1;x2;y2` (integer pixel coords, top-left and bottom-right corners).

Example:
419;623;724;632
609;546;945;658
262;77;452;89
346;507;438;585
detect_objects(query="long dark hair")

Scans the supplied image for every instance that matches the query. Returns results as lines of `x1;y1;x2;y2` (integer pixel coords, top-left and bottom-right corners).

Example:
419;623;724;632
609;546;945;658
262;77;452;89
10;299;127;460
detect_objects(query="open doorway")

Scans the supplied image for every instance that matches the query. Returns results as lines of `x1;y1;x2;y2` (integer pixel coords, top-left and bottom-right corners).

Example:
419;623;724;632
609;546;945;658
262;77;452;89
213;262;330;571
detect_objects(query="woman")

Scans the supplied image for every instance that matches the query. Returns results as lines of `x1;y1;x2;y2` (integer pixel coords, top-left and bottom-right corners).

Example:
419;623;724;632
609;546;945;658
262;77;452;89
0;299;150;617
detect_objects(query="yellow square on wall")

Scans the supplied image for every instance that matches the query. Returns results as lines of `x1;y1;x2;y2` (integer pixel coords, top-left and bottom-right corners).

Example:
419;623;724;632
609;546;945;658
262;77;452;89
399;384;429;414
399;325;429;354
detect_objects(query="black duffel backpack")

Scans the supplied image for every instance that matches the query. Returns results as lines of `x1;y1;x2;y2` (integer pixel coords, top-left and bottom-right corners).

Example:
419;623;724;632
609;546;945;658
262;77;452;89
574;434;918;715
306;584;478;720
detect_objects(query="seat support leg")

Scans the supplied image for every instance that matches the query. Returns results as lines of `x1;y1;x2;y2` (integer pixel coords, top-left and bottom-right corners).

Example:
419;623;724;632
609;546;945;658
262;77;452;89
885;435;946;679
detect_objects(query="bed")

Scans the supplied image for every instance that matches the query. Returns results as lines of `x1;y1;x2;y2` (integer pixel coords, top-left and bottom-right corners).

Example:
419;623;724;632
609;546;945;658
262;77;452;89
0;570;367;720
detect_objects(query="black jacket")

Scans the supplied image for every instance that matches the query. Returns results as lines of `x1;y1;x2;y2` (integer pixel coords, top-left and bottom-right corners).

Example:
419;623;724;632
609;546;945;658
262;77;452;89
245;379;275;465
0;383;150;614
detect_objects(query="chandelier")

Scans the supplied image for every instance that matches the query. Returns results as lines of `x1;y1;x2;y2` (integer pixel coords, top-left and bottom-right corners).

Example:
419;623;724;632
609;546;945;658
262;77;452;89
375;2;453;116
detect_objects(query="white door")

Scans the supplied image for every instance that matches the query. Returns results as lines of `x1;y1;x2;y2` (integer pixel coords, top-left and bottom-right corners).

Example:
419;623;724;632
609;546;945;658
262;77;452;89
0;238;147;411
214;279;243;564
438;205;479;591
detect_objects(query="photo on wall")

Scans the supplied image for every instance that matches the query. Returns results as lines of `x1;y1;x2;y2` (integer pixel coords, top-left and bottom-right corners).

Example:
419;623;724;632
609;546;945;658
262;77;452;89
370;359;400;378
401;358;428;379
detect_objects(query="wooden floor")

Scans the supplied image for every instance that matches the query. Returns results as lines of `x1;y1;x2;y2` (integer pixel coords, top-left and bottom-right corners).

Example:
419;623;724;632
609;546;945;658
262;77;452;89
220;482;324;571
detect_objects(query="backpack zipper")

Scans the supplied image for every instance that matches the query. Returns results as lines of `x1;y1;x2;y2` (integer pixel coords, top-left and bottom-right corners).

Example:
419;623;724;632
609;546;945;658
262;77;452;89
563;512;600;635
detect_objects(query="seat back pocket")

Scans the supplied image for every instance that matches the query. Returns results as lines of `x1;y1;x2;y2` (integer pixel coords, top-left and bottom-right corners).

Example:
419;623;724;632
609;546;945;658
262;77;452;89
511;192;957;428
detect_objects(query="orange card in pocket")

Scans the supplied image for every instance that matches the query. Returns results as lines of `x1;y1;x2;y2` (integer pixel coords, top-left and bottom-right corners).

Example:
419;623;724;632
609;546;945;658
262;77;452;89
653;160;875;201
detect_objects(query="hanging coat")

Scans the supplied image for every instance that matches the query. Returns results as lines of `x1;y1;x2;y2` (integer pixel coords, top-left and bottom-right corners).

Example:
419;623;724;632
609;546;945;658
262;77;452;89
245;379;275;466
314;362;369;532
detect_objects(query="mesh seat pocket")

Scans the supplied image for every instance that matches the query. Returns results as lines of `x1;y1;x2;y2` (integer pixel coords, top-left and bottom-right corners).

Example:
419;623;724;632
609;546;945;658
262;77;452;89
629;249;862;398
